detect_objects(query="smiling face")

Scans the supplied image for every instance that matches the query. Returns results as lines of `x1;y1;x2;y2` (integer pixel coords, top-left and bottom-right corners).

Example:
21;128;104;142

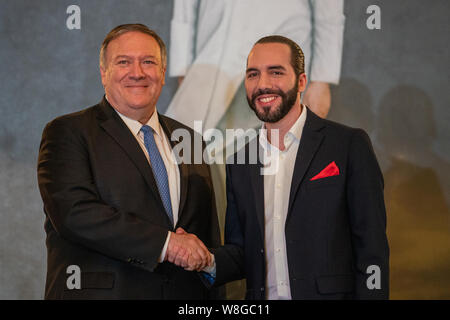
245;42;306;123
100;31;166;122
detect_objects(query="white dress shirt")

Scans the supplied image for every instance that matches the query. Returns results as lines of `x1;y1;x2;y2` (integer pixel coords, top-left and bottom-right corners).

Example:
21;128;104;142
260;106;307;300
115;107;180;263
206;106;307;289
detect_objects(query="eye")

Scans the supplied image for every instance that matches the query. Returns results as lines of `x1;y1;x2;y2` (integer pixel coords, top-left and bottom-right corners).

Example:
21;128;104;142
117;60;129;65
143;60;156;65
271;70;283;76
247;72;258;79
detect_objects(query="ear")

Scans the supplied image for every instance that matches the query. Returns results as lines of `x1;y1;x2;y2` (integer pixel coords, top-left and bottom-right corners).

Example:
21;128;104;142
161;67;166;86
298;73;307;93
100;65;107;87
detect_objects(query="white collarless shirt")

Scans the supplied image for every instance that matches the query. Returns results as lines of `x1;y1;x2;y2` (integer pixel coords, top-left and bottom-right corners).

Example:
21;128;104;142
259;105;307;300
114;107;180;262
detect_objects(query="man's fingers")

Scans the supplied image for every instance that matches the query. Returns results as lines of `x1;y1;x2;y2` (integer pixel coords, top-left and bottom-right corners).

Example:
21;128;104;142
174;247;188;268
188;236;210;269
193;246;211;270
167;244;180;263
184;256;197;271
193;236;209;253
167;232;211;270
196;248;207;268
181;250;191;269
167;252;175;263
190;249;208;270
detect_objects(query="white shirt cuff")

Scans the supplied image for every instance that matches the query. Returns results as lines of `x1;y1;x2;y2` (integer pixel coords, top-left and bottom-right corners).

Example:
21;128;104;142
202;253;216;278
158;231;171;263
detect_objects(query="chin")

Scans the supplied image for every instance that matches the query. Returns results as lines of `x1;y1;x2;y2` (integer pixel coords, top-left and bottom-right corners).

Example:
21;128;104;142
259;104;279;115
126;98;151;108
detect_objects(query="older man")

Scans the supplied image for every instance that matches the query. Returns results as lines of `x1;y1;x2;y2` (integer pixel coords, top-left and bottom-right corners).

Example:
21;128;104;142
37;24;219;299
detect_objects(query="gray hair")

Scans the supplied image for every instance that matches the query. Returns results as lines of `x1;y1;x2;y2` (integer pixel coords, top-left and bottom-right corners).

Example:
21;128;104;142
99;24;167;70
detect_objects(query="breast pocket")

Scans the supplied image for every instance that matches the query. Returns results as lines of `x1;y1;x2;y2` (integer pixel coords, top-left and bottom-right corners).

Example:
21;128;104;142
306;175;341;190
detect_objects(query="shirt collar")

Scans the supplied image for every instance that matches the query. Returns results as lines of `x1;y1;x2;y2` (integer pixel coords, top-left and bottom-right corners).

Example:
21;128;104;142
114;108;163;139
287;103;307;142
259;104;307;149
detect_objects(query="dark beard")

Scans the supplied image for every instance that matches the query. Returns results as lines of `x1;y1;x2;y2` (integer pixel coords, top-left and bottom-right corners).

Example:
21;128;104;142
247;82;299;123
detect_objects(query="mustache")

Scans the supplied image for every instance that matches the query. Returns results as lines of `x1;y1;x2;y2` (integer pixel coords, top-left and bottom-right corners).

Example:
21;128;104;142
251;88;285;104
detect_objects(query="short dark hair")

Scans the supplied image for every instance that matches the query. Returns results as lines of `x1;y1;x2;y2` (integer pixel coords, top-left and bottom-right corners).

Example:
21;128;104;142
100;24;167;70
254;35;305;77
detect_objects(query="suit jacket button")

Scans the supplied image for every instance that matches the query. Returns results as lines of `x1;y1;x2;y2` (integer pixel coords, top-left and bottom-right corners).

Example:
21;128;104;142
260;287;265;291
260;249;264;253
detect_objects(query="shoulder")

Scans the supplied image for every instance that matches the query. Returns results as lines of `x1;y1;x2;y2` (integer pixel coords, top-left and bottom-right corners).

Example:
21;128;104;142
41;103;103;143
319;117;365;140
315;115;378;166
44;103;99;131
307;109;371;145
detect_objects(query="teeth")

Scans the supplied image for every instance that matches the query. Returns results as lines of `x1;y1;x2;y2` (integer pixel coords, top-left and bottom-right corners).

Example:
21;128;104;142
260;96;276;103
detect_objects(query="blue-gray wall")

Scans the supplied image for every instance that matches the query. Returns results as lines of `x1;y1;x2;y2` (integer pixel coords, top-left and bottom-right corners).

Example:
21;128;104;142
0;0;448;299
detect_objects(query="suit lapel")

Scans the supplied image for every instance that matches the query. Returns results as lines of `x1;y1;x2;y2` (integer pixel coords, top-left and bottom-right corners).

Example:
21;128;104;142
249;144;265;240
96;99;168;223
287;108;325;217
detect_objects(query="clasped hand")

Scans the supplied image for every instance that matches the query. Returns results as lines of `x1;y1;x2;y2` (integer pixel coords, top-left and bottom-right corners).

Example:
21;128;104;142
165;227;212;271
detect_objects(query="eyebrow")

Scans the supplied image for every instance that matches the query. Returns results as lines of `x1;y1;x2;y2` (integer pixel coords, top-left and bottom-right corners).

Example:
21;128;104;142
267;65;287;71
246;65;287;73
246;67;259;74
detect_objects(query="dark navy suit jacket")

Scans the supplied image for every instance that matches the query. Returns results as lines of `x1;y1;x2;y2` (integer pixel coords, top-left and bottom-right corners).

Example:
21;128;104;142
213;108;389;300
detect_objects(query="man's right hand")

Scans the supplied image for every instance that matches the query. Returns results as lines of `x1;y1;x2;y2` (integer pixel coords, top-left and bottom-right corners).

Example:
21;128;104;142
165;227;211;271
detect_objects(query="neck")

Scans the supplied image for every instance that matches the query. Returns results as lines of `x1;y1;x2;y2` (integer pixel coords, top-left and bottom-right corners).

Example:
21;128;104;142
265;102;302;151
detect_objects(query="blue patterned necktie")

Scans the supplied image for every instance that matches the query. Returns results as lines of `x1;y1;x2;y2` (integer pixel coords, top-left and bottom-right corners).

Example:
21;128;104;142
140;125;174;225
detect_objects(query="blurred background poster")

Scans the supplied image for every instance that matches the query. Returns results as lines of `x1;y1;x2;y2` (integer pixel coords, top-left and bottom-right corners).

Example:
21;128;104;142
0;0;448;299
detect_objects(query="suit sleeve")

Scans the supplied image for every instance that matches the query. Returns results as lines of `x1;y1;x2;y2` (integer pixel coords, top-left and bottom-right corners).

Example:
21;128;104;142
309;0;345;84
346;129;390;299
212;163;246;286
37;119;170;272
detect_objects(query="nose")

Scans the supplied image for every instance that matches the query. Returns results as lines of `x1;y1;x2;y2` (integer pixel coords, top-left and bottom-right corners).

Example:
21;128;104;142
257;72;272;90
129;62;145;80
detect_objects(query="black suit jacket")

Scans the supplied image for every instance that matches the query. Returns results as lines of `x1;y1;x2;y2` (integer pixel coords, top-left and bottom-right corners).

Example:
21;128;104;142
37;98;221;299
214;108;389;299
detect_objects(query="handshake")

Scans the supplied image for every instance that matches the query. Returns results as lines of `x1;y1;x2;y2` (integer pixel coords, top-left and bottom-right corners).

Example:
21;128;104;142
164;227;213;272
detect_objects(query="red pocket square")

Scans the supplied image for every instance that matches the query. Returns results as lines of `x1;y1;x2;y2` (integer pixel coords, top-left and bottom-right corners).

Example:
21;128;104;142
310;161;340;181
